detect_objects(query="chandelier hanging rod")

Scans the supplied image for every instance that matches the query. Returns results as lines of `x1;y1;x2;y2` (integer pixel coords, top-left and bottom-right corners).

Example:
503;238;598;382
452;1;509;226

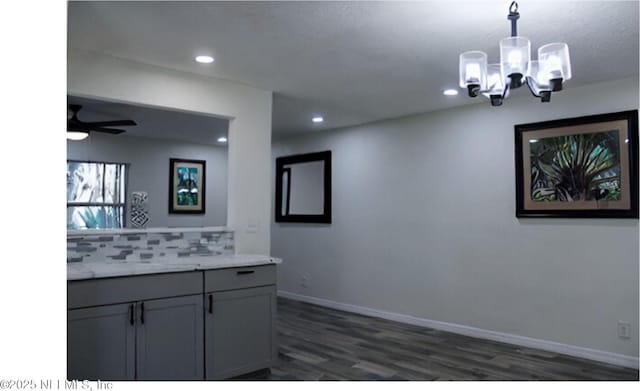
508;1;519;37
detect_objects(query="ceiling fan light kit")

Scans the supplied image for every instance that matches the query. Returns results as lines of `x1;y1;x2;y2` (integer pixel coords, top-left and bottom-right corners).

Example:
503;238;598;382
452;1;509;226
66;130;89;141
459;1;572;107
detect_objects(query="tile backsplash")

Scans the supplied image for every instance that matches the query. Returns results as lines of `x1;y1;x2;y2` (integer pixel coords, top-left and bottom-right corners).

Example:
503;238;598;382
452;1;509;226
67;229;234;263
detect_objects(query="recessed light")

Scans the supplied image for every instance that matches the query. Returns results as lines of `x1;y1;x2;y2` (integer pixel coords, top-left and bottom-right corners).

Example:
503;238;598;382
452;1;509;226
312;116;324;123
217;136;228;143
443;89;459;96
529;139;538;143
195;55;215;64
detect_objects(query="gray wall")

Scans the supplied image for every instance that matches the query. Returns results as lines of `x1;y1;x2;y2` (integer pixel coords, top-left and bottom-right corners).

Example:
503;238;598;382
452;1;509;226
68;133;227;227
272;77;639;358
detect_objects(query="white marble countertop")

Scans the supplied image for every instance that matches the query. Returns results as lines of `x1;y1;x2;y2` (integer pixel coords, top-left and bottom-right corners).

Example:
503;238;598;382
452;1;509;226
67;254;282;281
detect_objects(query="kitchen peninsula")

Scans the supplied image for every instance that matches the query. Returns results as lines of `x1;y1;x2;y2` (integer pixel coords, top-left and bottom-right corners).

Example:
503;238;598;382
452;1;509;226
67;227;281;381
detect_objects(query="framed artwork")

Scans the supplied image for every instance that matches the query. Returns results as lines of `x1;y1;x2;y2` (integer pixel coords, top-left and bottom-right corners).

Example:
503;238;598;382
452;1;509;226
169;158;206;214
515;110;638;218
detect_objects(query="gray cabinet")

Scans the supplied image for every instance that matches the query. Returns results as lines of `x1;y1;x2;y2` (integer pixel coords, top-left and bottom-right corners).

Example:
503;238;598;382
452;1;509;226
136;295;204;380
68;265;277;381
67;272;203;381
67;303;135;381
204;265;277;380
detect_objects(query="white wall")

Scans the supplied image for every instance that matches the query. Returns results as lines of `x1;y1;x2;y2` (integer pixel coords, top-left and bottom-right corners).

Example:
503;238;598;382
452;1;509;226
68;133;227;227
68;49;272;254
272;77;640;360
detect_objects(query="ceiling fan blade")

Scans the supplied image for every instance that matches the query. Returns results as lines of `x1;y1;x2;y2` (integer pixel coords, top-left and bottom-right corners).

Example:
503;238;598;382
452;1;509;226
91;127;127;135
83;120;137;127
68;121;126;135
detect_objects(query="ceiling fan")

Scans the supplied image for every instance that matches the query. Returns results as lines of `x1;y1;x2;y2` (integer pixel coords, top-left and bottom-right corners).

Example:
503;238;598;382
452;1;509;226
67;104;137;140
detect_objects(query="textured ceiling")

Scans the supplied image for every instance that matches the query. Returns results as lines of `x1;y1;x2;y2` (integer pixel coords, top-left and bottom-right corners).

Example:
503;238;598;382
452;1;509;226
68;1;639;137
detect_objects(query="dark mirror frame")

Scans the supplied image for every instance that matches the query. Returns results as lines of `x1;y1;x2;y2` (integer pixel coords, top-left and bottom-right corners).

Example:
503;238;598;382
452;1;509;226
275;150;332;223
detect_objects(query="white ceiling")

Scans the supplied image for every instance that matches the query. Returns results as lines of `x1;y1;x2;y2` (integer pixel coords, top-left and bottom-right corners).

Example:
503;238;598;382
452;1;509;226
68;95;229;146
68;1;639;137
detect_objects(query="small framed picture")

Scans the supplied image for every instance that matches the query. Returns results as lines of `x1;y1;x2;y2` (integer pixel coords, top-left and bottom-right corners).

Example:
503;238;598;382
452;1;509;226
169;158;206;214
515;110;638;218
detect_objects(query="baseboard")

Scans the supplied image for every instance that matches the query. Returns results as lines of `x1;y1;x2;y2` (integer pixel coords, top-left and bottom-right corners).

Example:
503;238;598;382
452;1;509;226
278;290;639;369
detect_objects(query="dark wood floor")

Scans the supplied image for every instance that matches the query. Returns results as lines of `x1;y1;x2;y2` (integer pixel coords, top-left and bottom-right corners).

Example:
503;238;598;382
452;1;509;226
243;297;638;381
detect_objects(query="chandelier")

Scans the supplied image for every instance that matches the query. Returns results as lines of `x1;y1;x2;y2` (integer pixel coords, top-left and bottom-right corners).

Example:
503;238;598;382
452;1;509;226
459;2;572;106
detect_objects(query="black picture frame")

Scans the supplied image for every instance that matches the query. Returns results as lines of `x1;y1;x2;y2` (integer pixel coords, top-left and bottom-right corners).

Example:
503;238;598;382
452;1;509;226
275;151;332;223
169;158;206;214
515;110;638;218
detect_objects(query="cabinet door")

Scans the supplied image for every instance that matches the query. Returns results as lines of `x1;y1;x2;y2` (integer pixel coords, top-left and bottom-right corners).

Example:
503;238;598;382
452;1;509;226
136;295;204;380
67;303;135;380
206;285;276;379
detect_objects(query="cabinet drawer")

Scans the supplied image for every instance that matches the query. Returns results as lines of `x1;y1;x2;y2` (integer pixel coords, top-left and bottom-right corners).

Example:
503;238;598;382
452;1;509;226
68;271;202;309
204;265;276;292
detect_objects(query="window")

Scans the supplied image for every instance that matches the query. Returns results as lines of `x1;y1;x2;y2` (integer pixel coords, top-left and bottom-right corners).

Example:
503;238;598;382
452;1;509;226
67;161;128;229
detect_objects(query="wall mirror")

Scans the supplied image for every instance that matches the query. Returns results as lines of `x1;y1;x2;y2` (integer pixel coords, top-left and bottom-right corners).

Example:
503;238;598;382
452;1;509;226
275;151;331;223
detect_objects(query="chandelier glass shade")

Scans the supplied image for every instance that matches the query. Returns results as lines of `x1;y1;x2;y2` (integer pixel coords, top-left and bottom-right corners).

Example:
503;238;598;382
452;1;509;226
459;2;572;106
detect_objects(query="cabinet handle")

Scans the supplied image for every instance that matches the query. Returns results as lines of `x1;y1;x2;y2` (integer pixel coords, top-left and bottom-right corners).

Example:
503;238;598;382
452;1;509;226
236;270;255;275
130;304;135;326
208;294;213;314
140;302;145;324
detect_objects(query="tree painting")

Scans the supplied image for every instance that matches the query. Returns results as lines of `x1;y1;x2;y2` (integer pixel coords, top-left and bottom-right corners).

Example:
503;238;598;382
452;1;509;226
176;166;199;206
530;130;621;202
